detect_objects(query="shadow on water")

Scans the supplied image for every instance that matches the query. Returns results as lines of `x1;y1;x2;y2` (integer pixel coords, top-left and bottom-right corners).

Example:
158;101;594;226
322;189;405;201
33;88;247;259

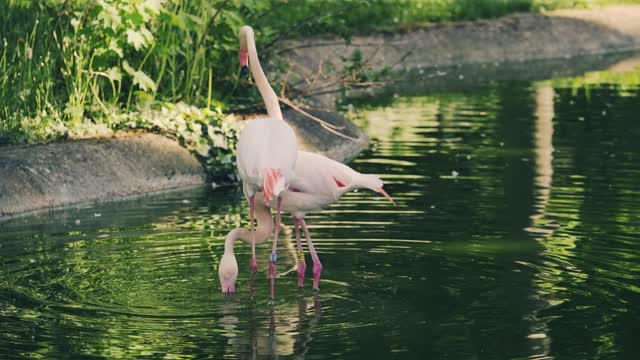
2;51;640;358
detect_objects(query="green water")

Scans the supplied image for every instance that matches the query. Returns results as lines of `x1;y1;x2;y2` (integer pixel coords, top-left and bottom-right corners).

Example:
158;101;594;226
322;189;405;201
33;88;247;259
2;57;640;359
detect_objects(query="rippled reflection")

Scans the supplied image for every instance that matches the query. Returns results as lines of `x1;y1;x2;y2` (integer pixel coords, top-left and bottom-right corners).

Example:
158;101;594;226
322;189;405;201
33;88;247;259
2;55;640;358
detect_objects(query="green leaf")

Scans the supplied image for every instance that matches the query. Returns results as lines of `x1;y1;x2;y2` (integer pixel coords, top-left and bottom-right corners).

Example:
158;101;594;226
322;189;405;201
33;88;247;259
104;67;122;82
143;0;164;15
108;39;124;58
126;29;147;50
97;0;122;31
123;61;157;92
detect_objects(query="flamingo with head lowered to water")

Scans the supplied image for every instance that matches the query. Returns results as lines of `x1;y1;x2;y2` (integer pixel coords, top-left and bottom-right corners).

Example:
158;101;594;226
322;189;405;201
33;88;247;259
268;151;395;290
218;151;394;293
236;25;297;298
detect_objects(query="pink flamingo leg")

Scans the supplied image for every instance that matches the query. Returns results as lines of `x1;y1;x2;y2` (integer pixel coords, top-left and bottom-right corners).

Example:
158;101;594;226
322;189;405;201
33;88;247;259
249;195;257;273
249;195;257;293
294;218;306;288
269;196;283;299
300;218;323;290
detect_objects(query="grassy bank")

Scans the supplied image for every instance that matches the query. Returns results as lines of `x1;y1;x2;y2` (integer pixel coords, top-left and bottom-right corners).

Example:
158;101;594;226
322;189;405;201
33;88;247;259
1;0;639;177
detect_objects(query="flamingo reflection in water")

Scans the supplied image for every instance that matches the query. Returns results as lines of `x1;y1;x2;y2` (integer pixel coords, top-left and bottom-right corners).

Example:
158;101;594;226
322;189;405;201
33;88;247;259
218;294;322;358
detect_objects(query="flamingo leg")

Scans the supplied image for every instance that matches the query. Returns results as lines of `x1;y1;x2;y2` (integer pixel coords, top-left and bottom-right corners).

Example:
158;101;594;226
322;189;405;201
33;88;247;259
300;218;323;290
294;218;306;288
249;195;257;273
269;196;283;299
249;195;257;294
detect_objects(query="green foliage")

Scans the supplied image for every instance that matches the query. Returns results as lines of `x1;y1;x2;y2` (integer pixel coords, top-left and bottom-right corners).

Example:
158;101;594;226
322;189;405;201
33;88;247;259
108;103;240;181
1;0;243;180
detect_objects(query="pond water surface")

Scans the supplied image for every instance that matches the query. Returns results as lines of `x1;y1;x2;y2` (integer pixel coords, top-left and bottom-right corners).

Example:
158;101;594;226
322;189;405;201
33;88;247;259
2;55;640;359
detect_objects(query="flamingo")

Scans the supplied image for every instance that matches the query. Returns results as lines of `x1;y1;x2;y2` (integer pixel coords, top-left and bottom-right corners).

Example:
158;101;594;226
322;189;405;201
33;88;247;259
219;197;273;294
236;25;297;298
218;151;395;293
268;151;395;290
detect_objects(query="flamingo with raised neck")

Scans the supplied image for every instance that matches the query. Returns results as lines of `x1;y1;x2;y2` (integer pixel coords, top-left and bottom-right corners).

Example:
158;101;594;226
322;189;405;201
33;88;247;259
235;25;298;298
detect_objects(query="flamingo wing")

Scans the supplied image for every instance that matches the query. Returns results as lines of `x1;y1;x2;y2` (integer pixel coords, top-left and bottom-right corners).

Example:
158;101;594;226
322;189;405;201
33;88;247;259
237;117;297;199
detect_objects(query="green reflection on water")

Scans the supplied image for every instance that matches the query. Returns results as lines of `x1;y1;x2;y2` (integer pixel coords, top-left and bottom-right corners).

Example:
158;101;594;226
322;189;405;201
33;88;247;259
2;56;640;359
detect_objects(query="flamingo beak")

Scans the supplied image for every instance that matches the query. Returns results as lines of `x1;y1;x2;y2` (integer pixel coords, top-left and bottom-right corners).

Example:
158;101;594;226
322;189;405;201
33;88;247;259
375;188;396;205
239;49;249;78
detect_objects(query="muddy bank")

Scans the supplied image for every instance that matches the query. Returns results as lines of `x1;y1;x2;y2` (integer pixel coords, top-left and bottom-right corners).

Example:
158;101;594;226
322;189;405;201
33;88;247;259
280;5;640;100
348;51;640;100
283;108;368;162
0;110;365;218
0;134;205;217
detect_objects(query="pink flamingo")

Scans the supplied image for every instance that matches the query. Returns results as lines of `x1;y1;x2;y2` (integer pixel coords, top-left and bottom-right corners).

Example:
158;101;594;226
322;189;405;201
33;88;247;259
268;151;394;290
218;151;394;293
237;25;297;298
219;197;273;294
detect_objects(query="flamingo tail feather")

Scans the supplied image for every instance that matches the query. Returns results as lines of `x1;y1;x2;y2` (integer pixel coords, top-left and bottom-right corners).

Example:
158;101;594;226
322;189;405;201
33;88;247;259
263;168;284;203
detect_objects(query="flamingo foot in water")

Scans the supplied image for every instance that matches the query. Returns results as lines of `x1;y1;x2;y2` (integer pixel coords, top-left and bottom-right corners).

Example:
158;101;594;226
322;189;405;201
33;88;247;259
249;271;256;295
248;257;258;293
312;261;323;290
269;260;276;299
297;262;306;288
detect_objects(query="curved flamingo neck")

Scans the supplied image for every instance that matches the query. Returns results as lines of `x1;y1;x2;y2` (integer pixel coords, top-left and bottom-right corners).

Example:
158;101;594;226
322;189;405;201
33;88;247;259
223;228;242;255
239;26;283;120
223;199;274;254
